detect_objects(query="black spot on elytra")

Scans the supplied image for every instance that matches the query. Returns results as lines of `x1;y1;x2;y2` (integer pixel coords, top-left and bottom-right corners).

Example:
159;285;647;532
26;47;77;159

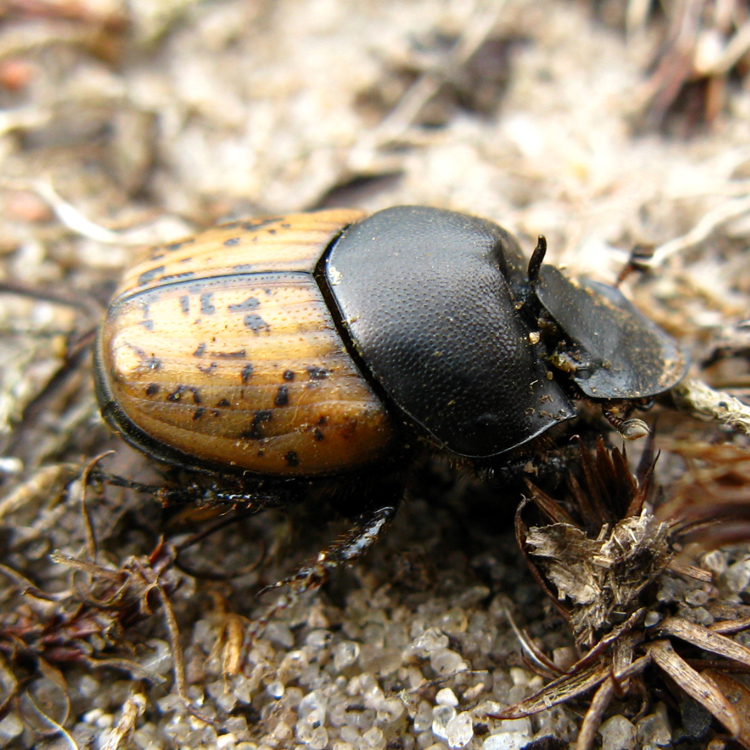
193;407;206;420
244;313;269;333
180;296;190;314
268;229;277;235
167;385;186;402
193;343;206;357
168;385;202;404
166;238;195;252
307;366;329;380
243;410;273;439
242;219;278;231
280;223;291;229
138;266;165;286
283;370;295;381
285;451;299;467
314;428;325;441
223;237;241;246
317;416;327;425
215;350;247;359
217;398;230;408
228;297;260;313
200;293;216;314
197;362;217;375
241;364;254;384
146;383;160;397
274;385;289;407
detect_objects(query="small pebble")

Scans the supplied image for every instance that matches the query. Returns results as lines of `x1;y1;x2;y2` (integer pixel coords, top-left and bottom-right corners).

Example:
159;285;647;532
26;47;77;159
266;680;285;699
412;628;449;654
334;641;360;671
432;704;457;739
599;715;636;750
430;649;467;676
413;701;434;733
462;682;485;701
693;607;714;625
509;668;529;687
362;726;386;749
217;733;237;749
439;607;468;635
0;713;24;742
700;550;727;576
482;731;531;750
722;559;750;594
436;688;458;706
445;712;473;748
685;589;709;606
636;702;671;747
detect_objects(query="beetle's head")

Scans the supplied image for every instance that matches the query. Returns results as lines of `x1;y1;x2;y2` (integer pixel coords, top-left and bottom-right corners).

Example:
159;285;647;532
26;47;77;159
524;236;689;438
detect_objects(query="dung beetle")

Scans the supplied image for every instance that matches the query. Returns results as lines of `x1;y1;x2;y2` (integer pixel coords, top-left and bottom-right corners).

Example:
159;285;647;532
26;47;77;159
94;206;688;597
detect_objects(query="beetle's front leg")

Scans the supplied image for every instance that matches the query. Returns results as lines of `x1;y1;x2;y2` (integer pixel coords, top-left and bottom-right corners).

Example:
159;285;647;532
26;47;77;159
600;399;650;440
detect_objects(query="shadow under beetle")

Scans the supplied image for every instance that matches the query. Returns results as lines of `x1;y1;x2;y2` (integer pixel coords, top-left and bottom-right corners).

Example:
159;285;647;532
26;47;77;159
94;206;689;600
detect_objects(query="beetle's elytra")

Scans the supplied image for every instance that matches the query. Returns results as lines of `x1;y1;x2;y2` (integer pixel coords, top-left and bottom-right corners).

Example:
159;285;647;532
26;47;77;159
95;206;689;479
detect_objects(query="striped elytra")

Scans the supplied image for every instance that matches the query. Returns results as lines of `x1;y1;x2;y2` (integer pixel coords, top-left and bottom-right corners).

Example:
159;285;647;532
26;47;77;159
95;210;395;476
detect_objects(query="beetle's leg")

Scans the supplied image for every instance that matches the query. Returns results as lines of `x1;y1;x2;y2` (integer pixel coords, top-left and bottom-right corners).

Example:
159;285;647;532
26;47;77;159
251;501;399;635
89;468;291;511
263;503;397;596
600;400;650;440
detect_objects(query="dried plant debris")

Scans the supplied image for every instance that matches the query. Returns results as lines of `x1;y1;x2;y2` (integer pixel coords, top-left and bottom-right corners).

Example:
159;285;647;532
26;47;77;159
502;438;750;750
659;439;750;547
0;536;214;735
0;456;220;746
672;377;750;437
2;0;750;747
634;0;750;131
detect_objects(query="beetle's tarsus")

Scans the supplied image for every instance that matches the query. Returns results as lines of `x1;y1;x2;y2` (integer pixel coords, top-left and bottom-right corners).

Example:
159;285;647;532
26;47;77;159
601;401;651;440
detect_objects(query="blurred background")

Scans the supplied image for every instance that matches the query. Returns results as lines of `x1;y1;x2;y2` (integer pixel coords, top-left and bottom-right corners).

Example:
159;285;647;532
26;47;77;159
1;1;750;748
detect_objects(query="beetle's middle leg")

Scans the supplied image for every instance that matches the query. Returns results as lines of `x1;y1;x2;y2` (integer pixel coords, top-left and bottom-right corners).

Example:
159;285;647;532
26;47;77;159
265;503;398;597
251;487;402;635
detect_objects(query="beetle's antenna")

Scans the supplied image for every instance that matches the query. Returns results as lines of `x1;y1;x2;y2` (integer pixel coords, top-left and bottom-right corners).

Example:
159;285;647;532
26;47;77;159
528;235;547;285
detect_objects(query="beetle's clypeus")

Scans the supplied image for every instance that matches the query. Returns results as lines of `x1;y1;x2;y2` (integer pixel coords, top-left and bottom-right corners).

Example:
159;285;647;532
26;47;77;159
94;206;689;596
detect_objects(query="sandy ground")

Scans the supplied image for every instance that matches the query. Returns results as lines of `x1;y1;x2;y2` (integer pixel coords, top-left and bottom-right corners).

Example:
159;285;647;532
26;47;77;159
1;1;750;748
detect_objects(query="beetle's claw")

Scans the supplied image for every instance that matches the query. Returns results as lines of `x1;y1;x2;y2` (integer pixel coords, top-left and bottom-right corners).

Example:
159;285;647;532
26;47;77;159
616;418;650;440
601;401;650;440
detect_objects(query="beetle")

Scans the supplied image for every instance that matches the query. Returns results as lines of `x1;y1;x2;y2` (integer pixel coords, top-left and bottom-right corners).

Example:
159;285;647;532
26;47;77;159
94;205;689;599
